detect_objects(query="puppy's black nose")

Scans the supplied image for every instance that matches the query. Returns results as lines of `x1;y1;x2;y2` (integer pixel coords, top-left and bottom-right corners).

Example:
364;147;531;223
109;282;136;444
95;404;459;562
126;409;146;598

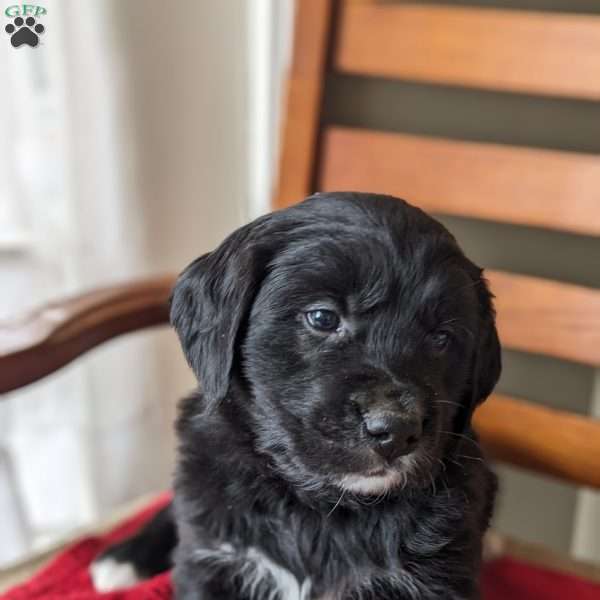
364;413;422;461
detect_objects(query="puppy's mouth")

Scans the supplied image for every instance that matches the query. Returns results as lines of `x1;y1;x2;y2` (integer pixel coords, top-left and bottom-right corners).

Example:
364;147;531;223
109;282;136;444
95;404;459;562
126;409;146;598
338;469;405;496
336;455;418;496
365;468;387;477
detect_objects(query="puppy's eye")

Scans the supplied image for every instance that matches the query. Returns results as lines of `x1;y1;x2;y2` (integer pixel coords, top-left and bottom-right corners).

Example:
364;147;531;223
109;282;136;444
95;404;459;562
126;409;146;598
429;331;452;352
305;309;340;332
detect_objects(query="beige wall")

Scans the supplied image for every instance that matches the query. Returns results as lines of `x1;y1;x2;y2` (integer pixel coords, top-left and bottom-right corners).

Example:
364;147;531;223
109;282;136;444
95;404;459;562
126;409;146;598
108;0;255;466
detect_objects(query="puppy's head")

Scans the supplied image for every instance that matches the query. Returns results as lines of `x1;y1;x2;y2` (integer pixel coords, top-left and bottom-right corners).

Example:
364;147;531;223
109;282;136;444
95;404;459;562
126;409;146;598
171;193;501;497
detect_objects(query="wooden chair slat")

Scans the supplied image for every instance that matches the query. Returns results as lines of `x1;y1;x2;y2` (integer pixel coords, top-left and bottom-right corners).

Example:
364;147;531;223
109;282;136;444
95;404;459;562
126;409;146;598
475;394;600;489
336;3;600;100
489;270;600;367
275;0;334;209
320;126;600;236
0;275;175;395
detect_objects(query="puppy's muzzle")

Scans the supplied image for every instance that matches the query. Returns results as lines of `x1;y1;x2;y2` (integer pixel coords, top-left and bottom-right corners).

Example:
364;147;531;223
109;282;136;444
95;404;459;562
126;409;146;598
364;411;423;461
354;382;425;462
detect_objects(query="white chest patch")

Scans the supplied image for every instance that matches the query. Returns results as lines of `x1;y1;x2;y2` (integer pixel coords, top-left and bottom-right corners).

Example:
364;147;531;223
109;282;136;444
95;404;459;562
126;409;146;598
245;547;311;600
194;544;311;600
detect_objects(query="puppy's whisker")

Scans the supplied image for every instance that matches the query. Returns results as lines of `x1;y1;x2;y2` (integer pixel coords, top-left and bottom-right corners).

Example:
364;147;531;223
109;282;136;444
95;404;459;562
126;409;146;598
377;487;391;505
454;278;486;294
402;471;409;490
438;318;459;326
355;488;387;507
429;473;437;497
457;454;485;464
448;458;468;474
327;489;346;518
440;431;483;452
432;400;463;408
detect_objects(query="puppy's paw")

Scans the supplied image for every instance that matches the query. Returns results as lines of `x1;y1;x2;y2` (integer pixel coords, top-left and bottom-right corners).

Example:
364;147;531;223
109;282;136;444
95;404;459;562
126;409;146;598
90;556;141;592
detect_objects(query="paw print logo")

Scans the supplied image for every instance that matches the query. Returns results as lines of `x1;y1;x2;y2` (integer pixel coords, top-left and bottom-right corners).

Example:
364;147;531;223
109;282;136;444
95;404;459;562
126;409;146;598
5;16;45;48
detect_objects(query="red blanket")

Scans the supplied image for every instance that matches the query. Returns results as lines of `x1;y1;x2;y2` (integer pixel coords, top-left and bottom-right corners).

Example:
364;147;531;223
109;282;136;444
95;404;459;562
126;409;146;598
3;494;599;599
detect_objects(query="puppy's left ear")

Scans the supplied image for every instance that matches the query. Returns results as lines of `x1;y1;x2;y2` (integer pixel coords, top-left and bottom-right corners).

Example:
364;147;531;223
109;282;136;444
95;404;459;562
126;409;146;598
169;222;273;410
456;268;502;432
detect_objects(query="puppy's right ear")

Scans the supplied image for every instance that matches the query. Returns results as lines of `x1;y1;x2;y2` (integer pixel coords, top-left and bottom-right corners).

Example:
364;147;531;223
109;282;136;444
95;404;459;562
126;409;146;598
170;225;270;410
454;267;502;434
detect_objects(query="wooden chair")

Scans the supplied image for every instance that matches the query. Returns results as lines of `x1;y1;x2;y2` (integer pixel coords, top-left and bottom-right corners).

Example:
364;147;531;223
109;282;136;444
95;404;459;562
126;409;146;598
275;0;600;580
1;0;600;590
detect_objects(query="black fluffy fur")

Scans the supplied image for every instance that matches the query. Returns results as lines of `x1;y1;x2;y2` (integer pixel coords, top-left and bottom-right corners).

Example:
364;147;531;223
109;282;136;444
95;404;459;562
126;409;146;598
97;193;501;600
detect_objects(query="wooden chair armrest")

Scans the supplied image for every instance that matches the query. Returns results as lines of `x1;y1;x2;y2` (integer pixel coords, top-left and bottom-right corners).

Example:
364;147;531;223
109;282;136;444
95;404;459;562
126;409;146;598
475;394;600;489
0;275;176;395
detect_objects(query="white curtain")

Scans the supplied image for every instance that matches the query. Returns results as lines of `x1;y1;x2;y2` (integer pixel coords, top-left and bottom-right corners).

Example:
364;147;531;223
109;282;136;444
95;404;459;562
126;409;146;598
0;0;170;566
0;0;294;567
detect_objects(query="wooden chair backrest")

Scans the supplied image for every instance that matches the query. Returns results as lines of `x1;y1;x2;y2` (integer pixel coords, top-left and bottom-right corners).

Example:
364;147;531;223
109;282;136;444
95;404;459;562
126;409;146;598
275;0;600;488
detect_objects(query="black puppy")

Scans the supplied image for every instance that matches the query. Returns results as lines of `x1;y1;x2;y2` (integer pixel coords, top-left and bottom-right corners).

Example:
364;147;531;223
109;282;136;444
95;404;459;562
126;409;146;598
92;193;500;599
